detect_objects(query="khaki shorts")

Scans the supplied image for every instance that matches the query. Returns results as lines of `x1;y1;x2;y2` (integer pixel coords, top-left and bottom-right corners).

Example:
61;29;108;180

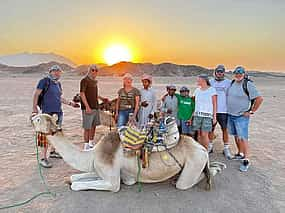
82;109;100;129
192;116;213;132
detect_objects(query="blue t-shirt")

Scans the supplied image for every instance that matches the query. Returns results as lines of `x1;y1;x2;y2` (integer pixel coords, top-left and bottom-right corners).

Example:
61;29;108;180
37;78;62;113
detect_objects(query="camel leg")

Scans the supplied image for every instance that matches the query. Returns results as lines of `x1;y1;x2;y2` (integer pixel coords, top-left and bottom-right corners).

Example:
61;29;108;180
70;172;101;183
121;173;136;186
71;177;120;192
175;151;208;190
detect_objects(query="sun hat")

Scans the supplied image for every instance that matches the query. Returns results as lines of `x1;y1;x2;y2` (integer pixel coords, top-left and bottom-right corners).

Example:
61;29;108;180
168;85;176;90
141;74;152;83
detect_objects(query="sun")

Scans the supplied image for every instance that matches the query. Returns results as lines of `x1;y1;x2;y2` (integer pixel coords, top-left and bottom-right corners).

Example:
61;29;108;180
103;44;132;65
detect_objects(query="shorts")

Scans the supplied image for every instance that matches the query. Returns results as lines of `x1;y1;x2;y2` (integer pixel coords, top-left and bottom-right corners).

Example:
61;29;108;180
180;120;195;135
216;113;228;129
192;116;213;132
227;114;250;141
82;109;100;129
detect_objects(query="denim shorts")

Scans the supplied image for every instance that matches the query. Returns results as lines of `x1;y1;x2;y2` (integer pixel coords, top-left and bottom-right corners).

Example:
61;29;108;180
117;109;134;128
192;116;213;132
227;114;250;141
180;120;195;135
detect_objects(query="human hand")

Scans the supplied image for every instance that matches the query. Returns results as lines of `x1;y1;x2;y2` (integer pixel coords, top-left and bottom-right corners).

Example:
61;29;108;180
32;106;38;114
243;112;251;117
187;119;192;126
167;109;172;114
86;107;92;114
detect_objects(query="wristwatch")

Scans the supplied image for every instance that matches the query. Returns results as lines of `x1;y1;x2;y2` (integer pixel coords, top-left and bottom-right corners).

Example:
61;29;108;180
249;110;254;114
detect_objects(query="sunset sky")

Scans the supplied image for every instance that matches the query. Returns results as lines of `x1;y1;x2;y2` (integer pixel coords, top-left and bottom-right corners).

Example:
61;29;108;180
1;0;284;71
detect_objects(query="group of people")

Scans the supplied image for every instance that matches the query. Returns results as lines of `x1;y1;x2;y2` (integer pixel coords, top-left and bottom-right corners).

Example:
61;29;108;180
32;64;263;172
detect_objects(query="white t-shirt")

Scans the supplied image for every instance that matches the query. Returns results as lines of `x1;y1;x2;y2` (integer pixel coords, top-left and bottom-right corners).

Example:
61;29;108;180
209;79;231;113
193;87;217;117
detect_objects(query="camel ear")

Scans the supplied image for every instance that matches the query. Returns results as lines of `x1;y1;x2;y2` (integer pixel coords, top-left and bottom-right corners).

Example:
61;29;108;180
52;114;58;121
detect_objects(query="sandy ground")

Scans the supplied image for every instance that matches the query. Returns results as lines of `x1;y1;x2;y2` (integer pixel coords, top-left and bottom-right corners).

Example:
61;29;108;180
0;74;284;213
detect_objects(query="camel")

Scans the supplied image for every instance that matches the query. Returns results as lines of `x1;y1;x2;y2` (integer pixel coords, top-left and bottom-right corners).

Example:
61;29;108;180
31;113;225;192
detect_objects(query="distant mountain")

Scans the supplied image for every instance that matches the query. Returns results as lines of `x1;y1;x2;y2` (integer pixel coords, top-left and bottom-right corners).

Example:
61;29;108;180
0;52;76;67
0;61;73;74
73;61;213;77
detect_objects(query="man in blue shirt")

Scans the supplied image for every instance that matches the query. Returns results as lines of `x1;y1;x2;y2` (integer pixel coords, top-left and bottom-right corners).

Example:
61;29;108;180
32;65;78;168
227;66;263;172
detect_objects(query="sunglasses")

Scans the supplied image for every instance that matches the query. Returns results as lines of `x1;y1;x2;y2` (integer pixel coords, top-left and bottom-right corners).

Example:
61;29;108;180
233;70;244;74
216;70;224;73
91;68;98;72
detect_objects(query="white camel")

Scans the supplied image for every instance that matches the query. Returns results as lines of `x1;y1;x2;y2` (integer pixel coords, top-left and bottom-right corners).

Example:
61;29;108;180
31;113;225;192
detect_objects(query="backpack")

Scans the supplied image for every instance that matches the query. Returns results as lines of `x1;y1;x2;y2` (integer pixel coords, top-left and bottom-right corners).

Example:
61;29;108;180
37;77;62;109
231;74;255;111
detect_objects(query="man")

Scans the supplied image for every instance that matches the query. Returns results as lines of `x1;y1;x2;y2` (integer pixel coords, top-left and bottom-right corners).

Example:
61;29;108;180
227;66;263;172
138;74;156;128
80;64;108;150
176;86;195;136
32;65;78;168
209;65;232;159
161;85;178;121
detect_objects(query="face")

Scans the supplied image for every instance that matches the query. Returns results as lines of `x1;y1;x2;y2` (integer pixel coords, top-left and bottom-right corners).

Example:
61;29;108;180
168;89;176;96
197;77;204;86
123;77;133;87
142;79;151;89
51;70;62;79
234;73;245;82
180;91;189;97
90;68;98;78
216;71;225;78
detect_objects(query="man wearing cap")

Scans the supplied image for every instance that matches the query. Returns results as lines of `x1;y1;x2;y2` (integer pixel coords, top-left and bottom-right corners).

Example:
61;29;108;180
161;85;178;121
176;86;195;136
209;65;232;159
32;65;78;168
227;66;263;172
80;64;108;150
138;74;156;128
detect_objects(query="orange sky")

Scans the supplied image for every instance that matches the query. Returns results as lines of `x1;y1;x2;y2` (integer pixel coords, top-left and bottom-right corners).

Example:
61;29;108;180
1;0;284;71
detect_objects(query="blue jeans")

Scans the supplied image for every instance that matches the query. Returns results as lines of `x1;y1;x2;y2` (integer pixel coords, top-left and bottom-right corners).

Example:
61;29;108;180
117;109;134;128
228;114;250;141
180;120;194;135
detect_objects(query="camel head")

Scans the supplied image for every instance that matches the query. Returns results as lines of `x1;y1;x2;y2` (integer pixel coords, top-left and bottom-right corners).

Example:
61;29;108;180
30;113;58;134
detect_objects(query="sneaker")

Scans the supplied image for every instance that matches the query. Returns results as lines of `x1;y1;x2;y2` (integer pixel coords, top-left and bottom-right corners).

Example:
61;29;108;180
240;159;250;172
83;143;90;151
40;158;52;168
49;151;62;159
232;153;245;160
223;148;232;160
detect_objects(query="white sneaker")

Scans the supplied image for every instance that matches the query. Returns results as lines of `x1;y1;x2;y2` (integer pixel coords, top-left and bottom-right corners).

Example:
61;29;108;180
223;148;232;160
83;143;90;151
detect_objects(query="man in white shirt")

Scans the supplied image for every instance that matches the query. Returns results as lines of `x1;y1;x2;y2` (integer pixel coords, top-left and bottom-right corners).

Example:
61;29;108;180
209;65;232;159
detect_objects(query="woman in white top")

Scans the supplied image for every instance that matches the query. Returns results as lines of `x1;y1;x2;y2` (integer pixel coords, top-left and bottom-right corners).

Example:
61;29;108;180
191;74;217;150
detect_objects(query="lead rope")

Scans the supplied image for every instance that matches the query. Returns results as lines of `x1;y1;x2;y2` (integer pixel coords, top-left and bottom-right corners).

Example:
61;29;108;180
0;134;55;210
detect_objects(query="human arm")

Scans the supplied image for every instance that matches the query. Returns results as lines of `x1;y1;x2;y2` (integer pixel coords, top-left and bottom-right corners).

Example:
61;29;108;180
212;95;217;124
114;96;120;122
32;89;42;113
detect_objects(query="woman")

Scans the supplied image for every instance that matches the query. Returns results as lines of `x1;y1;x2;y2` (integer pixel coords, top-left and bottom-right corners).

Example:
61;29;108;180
115;73;140;127
191;74;217;150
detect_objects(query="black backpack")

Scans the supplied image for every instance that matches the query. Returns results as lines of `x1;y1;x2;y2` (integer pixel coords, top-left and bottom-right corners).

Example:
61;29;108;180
231;75;255;111
37;78;62;109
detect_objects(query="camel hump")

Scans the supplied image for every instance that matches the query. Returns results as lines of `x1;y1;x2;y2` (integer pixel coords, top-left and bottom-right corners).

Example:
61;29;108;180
98;131;121;156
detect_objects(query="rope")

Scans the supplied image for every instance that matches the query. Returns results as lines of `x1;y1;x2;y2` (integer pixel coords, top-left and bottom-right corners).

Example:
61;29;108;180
0;134;55;210
136;153;142;192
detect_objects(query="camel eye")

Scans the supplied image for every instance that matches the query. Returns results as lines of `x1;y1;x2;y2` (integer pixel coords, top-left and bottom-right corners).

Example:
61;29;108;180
36;118;41;123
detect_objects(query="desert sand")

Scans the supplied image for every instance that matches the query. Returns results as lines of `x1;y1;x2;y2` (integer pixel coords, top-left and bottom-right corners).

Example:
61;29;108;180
0;73;284;213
